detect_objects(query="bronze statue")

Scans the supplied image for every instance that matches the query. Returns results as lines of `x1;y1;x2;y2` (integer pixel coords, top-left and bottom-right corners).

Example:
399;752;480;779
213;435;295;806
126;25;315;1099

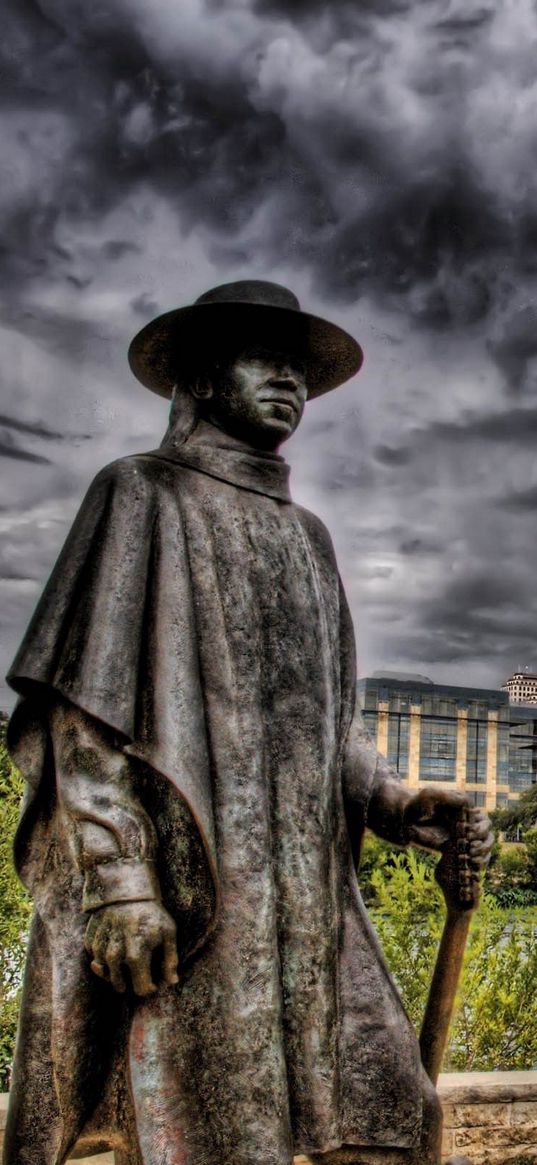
4;281;491;1165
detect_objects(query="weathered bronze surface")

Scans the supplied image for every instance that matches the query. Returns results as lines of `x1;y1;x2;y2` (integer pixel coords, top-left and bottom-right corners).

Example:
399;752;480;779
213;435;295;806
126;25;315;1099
3;282;491;1165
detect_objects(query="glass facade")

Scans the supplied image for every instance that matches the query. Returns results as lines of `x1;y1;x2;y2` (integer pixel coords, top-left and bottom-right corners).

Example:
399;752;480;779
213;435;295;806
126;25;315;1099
466;718;488;784
419;716;456;781
387;713;409;776
356;673;537;808
508;712;537;794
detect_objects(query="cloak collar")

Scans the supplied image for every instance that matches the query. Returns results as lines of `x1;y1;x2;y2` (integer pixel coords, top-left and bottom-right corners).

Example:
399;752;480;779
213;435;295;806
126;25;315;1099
146;422;292;503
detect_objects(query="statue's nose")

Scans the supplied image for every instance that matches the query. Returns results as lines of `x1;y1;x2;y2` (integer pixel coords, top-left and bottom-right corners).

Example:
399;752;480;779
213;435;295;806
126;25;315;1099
270;371;301;392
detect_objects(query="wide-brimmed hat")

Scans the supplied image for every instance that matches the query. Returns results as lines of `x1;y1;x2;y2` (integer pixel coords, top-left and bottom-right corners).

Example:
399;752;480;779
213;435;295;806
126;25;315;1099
128;280;363;400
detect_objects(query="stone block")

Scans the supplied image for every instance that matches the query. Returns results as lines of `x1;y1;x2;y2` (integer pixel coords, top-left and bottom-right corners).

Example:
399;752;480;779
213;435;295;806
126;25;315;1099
455;1103;510;1128
442;1125;454;1154
455;1124;537;1149
513;1103;537;1127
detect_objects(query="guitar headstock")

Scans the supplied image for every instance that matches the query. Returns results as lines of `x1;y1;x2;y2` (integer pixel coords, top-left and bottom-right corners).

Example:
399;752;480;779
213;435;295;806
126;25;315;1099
435;804;481;914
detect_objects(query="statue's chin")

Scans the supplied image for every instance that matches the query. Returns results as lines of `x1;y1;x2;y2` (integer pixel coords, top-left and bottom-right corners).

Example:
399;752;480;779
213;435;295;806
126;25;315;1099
217;417;296;452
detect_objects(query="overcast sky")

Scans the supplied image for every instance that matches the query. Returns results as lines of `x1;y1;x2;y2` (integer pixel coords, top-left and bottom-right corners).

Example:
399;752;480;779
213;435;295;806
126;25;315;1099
2;0;537;709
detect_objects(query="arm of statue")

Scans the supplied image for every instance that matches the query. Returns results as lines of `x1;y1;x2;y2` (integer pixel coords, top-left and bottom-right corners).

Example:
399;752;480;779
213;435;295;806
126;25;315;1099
342;706;492;867
50;699;179;997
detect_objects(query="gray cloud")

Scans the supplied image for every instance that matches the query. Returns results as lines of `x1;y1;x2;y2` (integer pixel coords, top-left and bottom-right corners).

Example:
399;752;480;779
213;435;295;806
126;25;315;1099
0;413;90;440
1;0;537;346
0;440;51;464
4;0;537;705
498;487;537;512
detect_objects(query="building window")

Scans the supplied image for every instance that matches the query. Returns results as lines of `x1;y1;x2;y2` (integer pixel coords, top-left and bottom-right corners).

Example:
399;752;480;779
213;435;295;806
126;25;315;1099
509;717;537;793
465;788;486;807
362;711;378;741
420;717;456;781
389;694;411;713
387;713;409;776
467;719;488;784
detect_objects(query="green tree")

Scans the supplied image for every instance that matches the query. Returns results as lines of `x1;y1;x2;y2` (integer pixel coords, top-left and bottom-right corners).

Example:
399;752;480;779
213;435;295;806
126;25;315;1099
493;784;537;835
0;719;30;1090
524;828;537;891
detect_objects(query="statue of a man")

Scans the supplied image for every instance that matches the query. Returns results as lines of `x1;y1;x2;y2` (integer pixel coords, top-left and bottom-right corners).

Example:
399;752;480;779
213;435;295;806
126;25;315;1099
4;281;490;1165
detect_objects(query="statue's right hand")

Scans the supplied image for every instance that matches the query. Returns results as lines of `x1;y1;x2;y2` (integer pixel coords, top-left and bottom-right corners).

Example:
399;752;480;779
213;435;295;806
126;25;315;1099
84;900;179;996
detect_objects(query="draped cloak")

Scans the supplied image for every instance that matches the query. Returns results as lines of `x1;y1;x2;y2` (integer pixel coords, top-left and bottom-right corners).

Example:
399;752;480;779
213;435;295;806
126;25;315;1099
4;435;425;1165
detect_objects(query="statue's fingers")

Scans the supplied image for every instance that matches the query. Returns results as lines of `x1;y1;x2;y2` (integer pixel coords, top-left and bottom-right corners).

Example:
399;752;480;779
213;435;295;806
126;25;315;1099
468;851;492;875
86;921;109;966
468;831;494;858
84;910;111;955
162;931;179;987
90;959;110;981
467;812;491;841
105;939;127;994
469;839;491;861
408;823;450;849
125;938;158;997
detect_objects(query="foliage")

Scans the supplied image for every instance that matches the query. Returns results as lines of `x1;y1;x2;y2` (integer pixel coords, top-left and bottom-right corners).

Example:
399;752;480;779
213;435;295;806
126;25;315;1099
493;784;537;835
360;835;537;1072
524;828;537;889
451;900;537;1071
484;828;537;904
368;848;443;1026
0;719;30;1091
494;844;528;881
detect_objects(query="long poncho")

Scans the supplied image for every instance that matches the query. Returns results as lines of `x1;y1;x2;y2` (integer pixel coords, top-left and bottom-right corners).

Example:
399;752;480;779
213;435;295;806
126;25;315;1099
5;433;423;1165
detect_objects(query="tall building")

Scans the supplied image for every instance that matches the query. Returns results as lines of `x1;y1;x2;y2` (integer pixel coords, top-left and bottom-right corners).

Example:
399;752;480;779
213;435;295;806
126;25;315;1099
357;671;537;811
502;670;537;705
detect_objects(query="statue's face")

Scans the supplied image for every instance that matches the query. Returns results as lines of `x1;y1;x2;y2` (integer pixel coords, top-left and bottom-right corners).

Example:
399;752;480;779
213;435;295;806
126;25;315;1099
201;346;308;450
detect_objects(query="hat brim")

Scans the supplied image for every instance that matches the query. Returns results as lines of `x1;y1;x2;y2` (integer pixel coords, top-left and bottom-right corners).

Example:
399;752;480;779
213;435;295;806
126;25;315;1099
128;301;363;400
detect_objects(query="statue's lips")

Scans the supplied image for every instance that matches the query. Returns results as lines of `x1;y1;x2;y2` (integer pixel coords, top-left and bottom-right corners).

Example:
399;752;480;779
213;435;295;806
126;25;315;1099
258;394;300;415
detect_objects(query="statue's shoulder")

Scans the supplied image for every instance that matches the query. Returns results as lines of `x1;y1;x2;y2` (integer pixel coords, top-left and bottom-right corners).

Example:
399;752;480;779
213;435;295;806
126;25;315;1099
293;503;337;564
90;451;174;495
73;453;180;531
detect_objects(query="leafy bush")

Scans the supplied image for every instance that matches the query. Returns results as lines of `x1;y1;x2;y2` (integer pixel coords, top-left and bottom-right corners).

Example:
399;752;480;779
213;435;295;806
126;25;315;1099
0;720;30;1091
495;844;528;881
361;836;537;1072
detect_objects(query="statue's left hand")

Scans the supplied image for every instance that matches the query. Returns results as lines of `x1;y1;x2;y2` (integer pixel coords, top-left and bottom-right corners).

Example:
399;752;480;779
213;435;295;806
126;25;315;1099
403;788;493;868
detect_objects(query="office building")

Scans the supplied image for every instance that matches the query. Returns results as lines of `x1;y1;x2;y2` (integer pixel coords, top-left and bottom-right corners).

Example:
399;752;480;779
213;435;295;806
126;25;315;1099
357;672;537;811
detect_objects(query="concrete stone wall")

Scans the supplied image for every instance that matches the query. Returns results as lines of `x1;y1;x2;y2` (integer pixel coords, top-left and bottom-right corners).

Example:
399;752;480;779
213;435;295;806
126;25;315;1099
439;1072;537;1164
3;1073;537;1163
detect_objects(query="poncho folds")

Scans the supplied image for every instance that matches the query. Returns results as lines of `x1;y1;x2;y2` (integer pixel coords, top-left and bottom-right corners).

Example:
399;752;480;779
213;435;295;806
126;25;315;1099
5;426;424;1165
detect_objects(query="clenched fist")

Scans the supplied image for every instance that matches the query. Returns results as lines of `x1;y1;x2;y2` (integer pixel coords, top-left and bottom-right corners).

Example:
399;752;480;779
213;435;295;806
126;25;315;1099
84;900;179;996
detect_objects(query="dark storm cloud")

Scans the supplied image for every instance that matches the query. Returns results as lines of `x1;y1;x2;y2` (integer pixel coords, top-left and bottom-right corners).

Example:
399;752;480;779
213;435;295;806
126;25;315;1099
372;406;537;467
0;441;51;464
0;413;70;439
490;306;537;392
373;445;413;467
2;0;537;360
399;537;441;556
0;412;91;466
4;0;537;701
498;487;537;512
406;572;537;664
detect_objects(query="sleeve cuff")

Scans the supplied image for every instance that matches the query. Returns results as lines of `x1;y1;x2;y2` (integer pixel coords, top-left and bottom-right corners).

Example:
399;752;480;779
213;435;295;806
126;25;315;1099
83;859;162;912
